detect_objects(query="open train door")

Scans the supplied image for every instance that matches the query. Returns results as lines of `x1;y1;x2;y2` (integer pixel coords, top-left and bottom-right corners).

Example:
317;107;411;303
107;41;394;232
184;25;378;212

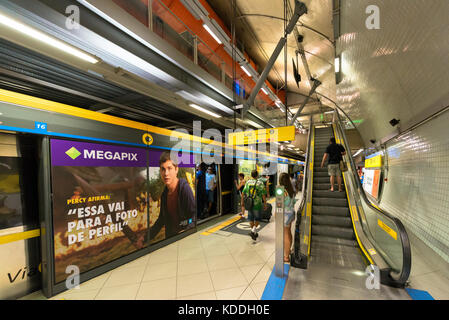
218;164;233;215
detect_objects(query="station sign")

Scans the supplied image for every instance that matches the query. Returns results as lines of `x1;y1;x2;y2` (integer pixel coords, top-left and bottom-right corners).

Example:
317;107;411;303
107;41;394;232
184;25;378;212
228;126;295;145
365;154;382;168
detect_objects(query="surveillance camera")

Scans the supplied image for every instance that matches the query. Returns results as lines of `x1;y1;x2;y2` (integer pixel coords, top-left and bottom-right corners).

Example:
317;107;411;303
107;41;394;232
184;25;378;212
370;139;376;144
297;34;304;43
389;118;400;127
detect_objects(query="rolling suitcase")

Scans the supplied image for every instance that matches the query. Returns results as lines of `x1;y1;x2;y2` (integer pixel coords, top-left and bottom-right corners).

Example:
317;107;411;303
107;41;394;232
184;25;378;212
261;203;272;222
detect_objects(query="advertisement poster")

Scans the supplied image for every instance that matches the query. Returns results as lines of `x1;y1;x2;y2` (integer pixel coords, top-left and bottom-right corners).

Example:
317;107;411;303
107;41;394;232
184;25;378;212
147;150;196;244
238;160;256;179
363;169;381;199
50;139;149;283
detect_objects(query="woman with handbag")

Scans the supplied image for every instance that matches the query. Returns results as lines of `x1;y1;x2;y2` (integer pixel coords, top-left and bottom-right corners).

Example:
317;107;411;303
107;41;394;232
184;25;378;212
279;173;297;263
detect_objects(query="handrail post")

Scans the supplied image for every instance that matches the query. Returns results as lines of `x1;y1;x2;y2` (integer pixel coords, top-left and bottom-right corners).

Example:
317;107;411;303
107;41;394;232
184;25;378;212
193;36;198;65
275;186;285;277
148;0;153;31
221;62;226;84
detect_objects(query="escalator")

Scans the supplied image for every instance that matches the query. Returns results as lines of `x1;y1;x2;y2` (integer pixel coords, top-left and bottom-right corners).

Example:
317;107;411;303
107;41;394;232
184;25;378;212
285;113;412;299
309;127;366;270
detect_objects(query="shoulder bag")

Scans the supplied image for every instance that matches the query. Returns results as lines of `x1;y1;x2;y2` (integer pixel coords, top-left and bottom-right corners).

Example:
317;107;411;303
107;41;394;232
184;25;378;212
243;179;259;210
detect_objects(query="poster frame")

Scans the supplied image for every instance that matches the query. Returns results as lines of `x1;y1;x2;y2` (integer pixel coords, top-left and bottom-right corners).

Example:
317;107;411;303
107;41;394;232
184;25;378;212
41;136;198;298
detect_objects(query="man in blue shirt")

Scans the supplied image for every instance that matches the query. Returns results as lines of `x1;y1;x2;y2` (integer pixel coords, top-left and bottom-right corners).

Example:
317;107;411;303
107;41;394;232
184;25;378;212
196;163;207;219
205;166;216;216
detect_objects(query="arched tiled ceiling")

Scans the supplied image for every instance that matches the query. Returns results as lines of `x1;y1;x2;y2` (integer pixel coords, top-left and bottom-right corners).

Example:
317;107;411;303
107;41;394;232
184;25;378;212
337;0;449;146
207;0;336;128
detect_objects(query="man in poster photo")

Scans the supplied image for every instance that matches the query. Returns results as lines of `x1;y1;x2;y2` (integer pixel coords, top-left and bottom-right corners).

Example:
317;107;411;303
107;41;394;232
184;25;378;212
149;151;195;240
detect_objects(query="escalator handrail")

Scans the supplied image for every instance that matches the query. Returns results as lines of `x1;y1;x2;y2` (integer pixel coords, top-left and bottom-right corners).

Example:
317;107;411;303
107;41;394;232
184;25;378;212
293;118;313;259
334;111;411;285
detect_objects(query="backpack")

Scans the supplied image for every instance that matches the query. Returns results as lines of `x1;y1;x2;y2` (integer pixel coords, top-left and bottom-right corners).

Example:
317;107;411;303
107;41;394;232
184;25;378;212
243;179;260;210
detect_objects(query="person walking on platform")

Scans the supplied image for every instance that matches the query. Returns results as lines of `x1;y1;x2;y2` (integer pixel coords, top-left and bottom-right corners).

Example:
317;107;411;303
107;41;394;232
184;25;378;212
205;166;217;216
279;173;297;263
241;170;267;241
320;137;346;192
196;163;207;219
235;173;246;217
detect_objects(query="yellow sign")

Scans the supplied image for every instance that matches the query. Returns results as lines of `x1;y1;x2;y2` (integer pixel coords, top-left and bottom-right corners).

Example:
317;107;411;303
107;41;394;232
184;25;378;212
351;206;359;222
228;126;295;145
365;155;382;168
142;133;153;145
368;248;377;255
377;219;398;240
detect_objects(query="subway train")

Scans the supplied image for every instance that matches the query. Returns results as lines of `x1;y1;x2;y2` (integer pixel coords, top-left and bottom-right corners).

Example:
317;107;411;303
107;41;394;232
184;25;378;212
0;89;303;299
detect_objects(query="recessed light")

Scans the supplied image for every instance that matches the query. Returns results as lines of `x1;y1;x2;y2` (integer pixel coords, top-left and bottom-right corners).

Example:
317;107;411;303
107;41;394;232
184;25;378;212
0;13;98;64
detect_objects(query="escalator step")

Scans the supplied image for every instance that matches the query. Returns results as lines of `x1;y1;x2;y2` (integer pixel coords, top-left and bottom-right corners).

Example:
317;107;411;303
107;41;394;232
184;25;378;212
312;225;355;240
312;215;353;228
314;168;329;173
313;183;334;190
314;177;330;183
314;171;329;177
312;235;358;247
313;190;347;199
313;206;351;216
313;197;348;207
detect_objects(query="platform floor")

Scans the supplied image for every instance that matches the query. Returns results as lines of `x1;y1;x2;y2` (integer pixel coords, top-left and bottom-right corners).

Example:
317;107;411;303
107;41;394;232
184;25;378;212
20;194;449;300
23;212;278;300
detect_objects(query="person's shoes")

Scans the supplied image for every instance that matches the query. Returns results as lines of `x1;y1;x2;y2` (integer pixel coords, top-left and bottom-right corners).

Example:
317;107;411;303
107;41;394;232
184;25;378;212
249;231;257;241
254;232;259;239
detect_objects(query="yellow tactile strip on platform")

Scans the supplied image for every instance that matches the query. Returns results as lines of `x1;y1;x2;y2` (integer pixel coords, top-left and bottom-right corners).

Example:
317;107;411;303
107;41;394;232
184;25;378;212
201;216;243;235
201;198;276;236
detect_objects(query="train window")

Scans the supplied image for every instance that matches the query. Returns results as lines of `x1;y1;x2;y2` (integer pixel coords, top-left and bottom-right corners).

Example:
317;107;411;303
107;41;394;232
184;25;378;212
0;133;24;231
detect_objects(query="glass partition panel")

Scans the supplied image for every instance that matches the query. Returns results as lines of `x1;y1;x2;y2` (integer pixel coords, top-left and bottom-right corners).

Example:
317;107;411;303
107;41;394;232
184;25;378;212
336;117;408;280
197;41;222;82
359;200;404;273
113;0;149;27
152;0;195;62
108;0;270;110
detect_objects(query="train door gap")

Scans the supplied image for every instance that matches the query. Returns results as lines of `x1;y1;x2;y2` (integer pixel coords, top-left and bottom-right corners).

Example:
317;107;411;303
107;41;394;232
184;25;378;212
196;163;220;225
0;132;41;299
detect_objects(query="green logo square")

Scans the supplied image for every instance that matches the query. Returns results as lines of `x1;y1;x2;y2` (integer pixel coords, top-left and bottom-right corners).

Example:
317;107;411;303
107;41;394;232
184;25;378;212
66;147;81;160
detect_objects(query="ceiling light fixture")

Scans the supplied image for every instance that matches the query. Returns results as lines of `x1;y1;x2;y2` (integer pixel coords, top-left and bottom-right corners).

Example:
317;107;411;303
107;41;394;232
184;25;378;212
275;101;284;110
352;148;364;157
240;65;252;77
189;104;221;118
335;57;340;73
261;87;268;95
203;24;222;44
0;12;98;64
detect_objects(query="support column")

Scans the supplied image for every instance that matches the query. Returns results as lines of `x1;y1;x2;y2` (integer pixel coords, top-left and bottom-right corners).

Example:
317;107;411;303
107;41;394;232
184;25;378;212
221;62;226;84
275;186;285;277
193;36;198;65
148;0;153;31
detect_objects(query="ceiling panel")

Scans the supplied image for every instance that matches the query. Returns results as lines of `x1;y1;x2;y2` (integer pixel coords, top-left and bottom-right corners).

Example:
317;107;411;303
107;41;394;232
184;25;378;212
337;0;449;145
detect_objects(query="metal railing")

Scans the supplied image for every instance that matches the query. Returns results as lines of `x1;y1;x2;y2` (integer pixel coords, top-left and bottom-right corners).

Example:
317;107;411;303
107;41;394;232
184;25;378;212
112;0;275;111
334;110;411;286
290;116;313;268
290;112;411;287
